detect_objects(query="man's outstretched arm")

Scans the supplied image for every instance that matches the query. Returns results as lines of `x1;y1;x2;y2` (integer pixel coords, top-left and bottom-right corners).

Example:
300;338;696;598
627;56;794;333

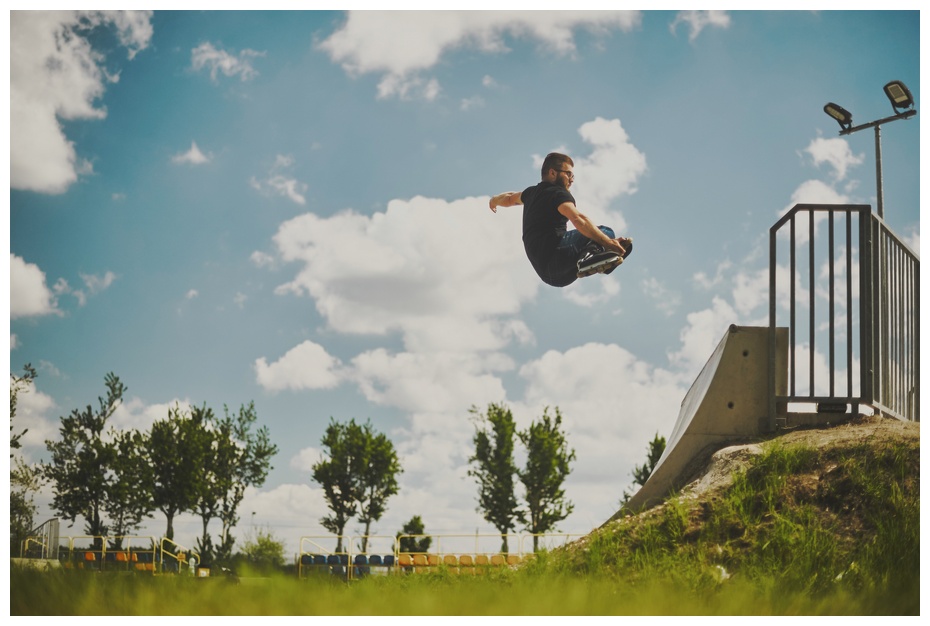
489;191;523;213
558;201;628;256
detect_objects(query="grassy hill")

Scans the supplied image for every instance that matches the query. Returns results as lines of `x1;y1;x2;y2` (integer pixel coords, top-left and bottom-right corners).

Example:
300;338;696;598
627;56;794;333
11;415;919;615
521;414;920;614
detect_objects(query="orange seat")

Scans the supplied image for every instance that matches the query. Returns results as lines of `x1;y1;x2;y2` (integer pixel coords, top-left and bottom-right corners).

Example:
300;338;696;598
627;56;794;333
506;554;521;565
442;555;458;566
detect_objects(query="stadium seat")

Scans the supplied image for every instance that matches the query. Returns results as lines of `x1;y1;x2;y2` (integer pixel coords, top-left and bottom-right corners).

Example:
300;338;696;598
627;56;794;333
383;555;395;567
506;554;521;565
354;554;370;577
368;554;383;566
490;554;505;566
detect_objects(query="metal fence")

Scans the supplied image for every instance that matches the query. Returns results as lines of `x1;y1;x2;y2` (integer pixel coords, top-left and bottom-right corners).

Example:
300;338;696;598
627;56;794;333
768;204;919;426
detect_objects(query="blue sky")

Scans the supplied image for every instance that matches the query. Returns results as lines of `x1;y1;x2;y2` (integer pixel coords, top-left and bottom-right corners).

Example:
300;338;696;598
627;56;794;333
7;9;921;558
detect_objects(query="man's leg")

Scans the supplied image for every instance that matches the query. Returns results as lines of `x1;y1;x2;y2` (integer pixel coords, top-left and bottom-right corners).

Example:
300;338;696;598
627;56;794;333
574;226;621;277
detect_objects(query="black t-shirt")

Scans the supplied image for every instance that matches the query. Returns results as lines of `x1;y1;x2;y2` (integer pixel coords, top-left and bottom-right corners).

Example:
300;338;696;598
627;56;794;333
521;181;575;274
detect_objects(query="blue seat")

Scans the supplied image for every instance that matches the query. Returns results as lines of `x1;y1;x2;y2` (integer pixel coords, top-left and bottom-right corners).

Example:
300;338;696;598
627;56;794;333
369;554;383;566
300;554;314;566
383;555;395;567
353;554;370;577
313;554;326;565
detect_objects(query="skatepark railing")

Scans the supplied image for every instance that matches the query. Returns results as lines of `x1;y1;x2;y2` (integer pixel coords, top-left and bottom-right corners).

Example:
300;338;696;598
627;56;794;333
768;204;919;427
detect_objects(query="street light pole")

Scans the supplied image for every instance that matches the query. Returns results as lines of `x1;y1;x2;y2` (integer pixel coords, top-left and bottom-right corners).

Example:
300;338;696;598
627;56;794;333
823;80;917;220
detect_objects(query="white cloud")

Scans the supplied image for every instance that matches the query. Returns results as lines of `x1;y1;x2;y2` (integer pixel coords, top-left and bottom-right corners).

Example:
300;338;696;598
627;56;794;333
254;340;345;392
271;196;536;352
562;274;620;308
350;349;511;414
186;289;199;299
515;343;687;523
778;179;852;245
250;251;275;269
530;117;646;236
10;11;153;194
81;271;117;295
172;141;211;166
11;334;19;351
10;254;60;319
668;296;739;379
460;95;485;111
319;11;641;100
803;137;864;181
10;378;59;459
670;11;731;42
110;398;193;433
191;42;264;82
250;155;308;205
642;276;681;317
234;292;248;309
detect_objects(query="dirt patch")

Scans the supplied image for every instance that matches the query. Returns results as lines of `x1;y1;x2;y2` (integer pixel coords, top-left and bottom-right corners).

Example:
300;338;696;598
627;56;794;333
676;414;919;502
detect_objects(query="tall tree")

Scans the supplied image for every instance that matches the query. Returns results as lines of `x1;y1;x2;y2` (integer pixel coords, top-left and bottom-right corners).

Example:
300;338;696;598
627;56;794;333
147;404;209;541
312;418;365;553
43;373;125;546
396;515;431;554
355;420;402;553
10;365;41;555
214;402;277;562
620;433;667;506
10;364;36;456
105;429;155;548
517;406;576;551
468;402;520;553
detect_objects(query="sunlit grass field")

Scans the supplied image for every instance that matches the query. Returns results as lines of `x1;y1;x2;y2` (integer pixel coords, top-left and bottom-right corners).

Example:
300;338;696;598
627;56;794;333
11;432;918;616
9;564;916;616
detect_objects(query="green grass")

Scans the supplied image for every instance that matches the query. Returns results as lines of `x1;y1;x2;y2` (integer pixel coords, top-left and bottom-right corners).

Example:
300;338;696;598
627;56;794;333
11;433;919;616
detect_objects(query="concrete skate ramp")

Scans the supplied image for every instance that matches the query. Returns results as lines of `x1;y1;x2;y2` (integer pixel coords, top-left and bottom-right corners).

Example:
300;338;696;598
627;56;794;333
606;325;787;522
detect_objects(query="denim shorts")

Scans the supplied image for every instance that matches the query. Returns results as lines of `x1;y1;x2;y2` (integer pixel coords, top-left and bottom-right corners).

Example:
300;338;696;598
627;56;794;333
540;225;615;287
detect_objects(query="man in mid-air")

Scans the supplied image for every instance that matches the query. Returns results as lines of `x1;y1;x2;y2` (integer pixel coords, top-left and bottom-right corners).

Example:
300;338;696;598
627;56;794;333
489;152;632;288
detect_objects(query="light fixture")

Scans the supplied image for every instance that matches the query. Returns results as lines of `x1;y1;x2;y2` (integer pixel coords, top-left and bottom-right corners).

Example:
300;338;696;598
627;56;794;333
823;102;853;131
883;80;914;113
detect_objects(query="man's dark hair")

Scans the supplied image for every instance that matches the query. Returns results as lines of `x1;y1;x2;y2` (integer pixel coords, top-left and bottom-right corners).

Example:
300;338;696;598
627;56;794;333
541;152;574;180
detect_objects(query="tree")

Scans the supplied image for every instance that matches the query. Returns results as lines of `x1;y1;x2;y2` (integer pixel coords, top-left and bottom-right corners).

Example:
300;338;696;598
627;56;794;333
43;373;125;545
396;515;431;554
355;420;402;553
10;364;36;456
620;433;667;505
147;404;209;541
468;402;520;553
238;527;286;573
517;406;576;551
10;364;41;555
312;418;365;553
105;429;154;548
213;402;277;562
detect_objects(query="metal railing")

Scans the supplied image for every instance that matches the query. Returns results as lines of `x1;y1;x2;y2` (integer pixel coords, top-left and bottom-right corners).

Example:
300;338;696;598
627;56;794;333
20;518;60;560
768;204;918;426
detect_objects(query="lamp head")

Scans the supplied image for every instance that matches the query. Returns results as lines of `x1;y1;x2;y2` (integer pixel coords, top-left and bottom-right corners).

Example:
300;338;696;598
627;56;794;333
883;80;914;113
824;102;853;131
